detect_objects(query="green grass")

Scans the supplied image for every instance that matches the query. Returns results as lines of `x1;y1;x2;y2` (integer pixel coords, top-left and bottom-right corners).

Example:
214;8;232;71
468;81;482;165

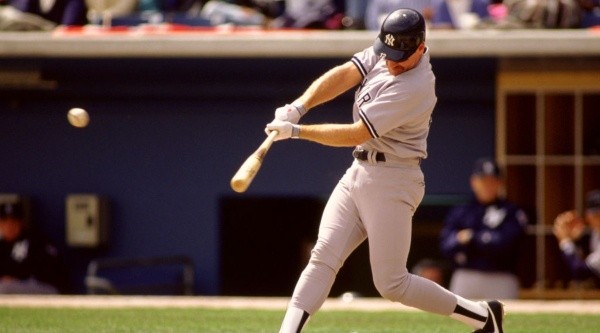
0;307;598;333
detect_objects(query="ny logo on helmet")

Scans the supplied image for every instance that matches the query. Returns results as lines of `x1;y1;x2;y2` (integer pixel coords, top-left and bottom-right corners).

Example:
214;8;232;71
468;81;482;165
384;34;395;47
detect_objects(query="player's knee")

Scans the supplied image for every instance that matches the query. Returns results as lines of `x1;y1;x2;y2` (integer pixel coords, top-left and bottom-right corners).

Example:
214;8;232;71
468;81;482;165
309;242;344;274
372;269;411;302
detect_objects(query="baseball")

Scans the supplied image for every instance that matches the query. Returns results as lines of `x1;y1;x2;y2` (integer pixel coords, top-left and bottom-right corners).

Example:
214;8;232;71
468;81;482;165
67;108;89;128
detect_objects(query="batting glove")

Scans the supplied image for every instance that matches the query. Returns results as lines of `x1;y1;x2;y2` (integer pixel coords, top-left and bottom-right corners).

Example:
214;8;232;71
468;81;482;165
274;104;307;124
265;120;300;141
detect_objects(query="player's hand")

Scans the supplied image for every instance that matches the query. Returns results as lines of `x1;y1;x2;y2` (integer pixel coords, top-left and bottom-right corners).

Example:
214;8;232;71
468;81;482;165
274;104;306;124
456;229;473;245
553;210;584;241
265;120;299;141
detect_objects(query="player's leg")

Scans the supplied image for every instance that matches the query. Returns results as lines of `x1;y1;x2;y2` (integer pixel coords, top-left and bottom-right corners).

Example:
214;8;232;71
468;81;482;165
280;166;367;333
356;165;496;331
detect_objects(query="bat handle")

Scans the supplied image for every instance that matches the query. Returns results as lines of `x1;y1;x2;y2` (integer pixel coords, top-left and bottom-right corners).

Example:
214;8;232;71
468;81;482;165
261;130;279;153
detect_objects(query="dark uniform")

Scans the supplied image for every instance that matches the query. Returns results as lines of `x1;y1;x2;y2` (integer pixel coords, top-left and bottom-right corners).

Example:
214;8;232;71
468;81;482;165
441;199;527;274
559;230;600;286
557;190;600;287
439;159;528;299
0;201;66;294
0;231;65;293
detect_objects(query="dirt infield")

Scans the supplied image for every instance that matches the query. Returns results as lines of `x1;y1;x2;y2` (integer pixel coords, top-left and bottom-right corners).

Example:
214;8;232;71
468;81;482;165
0;295;599;314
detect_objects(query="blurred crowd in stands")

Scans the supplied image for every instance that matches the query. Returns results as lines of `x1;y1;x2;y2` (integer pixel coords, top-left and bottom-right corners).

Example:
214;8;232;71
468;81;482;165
0;0;598;31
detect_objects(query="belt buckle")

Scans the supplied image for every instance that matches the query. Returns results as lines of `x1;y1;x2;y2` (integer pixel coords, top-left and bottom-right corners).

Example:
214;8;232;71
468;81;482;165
352;147;364;159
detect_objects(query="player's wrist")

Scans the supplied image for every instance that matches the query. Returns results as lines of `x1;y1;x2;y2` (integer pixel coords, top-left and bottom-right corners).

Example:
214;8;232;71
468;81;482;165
292;103;307;117
291;124;301;139
559;239;576;255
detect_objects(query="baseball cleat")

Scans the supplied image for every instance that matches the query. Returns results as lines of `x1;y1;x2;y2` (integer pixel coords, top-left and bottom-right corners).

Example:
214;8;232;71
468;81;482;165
472;300;504;333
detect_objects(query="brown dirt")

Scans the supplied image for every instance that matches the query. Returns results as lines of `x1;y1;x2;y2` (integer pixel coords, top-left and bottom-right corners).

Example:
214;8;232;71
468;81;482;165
0;295;599;314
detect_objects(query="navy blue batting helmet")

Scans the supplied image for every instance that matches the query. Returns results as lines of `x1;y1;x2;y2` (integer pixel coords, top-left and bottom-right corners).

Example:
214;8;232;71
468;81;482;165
373;9;426;62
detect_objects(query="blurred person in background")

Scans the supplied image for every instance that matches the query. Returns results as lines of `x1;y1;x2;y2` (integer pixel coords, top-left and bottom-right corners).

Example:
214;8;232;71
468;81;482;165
199;0;266;26
84;0;137;25
365;0;435;30
502;0;582;28
553;190;600;287
440;158;528;299
0;0;55;30
341;0;367;29
8;0;87;25
577;0;600;27
0;199;67;294
271;0;341;29
431;0;490;29
138;0;282;27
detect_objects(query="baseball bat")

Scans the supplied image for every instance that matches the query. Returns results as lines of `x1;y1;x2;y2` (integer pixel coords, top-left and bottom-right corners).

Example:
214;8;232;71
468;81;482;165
230;130;279;193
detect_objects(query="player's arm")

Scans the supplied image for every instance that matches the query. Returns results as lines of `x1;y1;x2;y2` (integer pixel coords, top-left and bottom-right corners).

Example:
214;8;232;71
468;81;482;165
266;61;368;146
439;208;470;258
266;119;371;147
293;61;363;111
558;242;600;280
272;61;363;124
296;121;372;147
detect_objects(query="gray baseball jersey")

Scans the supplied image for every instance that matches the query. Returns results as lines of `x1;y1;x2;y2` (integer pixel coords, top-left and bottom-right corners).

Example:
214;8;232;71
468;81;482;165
351;46;436;159
280;45;463;333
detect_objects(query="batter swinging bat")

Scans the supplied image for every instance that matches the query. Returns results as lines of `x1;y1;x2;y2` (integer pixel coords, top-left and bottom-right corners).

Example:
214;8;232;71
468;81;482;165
230;130;279;193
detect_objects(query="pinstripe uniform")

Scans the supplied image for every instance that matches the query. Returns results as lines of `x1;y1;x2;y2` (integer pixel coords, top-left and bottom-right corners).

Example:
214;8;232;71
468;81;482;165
351;46;435;159
279;9;505;333
280;45;463;330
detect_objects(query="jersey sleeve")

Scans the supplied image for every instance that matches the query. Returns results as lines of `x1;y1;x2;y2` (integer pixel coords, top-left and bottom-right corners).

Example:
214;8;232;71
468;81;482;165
559;240;599;280
350;47;379;78
439;206;468;260
586;249;600;277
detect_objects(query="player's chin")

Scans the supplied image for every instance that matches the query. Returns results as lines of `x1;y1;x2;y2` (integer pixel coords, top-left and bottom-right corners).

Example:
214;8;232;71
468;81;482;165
387;66;405;76
386;61;407;76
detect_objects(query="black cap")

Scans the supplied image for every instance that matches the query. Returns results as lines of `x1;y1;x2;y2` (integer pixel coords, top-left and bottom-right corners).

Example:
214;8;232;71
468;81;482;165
586;190;600;213
471;158;501;178
0;201;25;220
373;9;426;62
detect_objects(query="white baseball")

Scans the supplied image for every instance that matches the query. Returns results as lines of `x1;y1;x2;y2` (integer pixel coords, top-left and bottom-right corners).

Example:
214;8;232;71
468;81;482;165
67;108;90;128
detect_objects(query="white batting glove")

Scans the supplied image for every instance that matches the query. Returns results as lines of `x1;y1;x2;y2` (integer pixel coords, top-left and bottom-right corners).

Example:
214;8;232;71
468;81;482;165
265;120;300;141
274;104;307;124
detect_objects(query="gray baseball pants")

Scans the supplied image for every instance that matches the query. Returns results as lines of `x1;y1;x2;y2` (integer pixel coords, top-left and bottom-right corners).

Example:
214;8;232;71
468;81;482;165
288;159;457;315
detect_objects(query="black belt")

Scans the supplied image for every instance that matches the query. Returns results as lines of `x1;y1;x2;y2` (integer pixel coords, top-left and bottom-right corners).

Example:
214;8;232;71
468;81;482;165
352;149;386;162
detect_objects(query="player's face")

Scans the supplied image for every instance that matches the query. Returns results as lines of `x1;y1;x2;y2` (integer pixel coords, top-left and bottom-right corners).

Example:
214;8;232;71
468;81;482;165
385;43;425;76
0;218;23;242
470;176;502;204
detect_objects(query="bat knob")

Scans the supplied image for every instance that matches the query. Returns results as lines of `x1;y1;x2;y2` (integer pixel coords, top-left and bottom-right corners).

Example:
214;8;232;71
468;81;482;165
230;178;249;193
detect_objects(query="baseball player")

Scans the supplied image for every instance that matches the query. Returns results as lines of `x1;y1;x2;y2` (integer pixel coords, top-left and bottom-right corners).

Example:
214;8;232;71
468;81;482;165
265;9;504;333
553;189;600;285
440;158;528;299
0;200;66;294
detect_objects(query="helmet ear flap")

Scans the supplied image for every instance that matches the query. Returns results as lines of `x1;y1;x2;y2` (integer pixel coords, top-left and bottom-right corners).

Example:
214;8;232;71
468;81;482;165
414;31;425;47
